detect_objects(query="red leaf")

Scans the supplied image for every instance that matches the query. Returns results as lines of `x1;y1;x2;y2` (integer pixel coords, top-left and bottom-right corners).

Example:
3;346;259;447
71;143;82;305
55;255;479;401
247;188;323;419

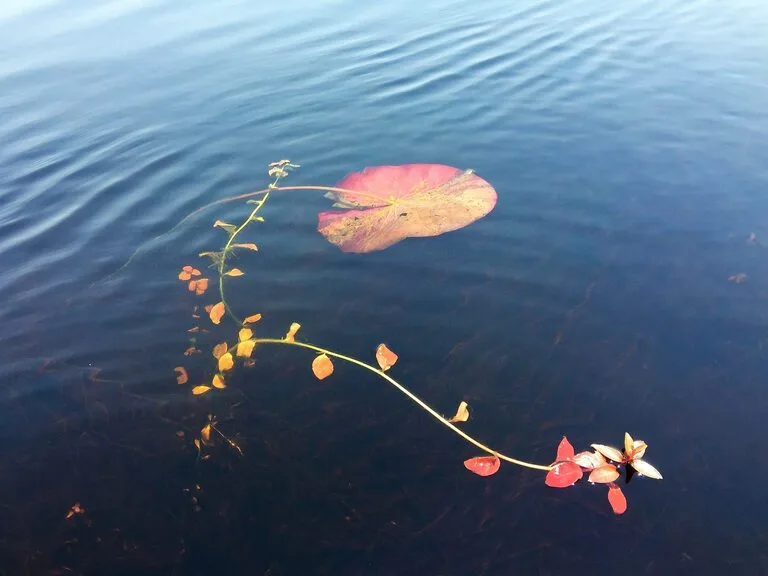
555;436;575;462
318;164;497;253
545;461;583;488
607;484;627;515
463;455;501;477
588;464;620;484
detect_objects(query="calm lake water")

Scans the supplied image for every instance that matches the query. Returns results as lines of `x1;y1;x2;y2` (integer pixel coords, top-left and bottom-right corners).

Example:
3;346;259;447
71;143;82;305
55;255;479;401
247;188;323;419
2;0;768;574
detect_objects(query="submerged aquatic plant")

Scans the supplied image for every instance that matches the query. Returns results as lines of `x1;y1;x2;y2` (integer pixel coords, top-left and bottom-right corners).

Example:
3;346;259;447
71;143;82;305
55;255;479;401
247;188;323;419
171;160;661;516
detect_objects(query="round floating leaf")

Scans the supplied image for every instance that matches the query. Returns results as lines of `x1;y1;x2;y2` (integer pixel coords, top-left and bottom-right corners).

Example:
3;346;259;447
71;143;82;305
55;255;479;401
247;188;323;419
218;352;234;372
317;164;497;253
238;328;253;342
192;385;211;396
212;342;228;359
588;464;620;484
236;339;255;358
209;302;226;325
212;374;226;389
244;313;262;324
463;455;501;477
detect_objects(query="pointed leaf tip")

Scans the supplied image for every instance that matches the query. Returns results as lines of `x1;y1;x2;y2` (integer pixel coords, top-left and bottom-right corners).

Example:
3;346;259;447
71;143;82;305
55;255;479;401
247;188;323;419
209;302;226;325
463;455;501;477
591;443;625;463
555;436;575;462
192;385;212;396
631;459;663;480
174;366;188;385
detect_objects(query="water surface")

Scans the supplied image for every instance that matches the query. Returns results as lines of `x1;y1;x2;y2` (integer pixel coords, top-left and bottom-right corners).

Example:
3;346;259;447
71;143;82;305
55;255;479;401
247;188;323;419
1;1;768;574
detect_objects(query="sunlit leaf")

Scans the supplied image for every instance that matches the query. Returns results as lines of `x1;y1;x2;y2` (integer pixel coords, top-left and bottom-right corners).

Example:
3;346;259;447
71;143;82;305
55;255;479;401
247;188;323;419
194;438;201;450
447;401;469;423
284;322;301;342
463;455;501;477
236;339;255;358
238;328;253;342
375;343;398;371
318;165;497;253
218;352;234;372
624;432;634;455
225;268;244;277
607;484;627;514
174;366;188;385
312;353;334;380
630;459;663;480
231;243;258;251
187;280;197;292
209;302;225;325
591;444;625;463
212;374;226;389
244;313;262;324
183;265;194;272
213;220;237;234
630;440;648;460
571;450;606;470
588;464;620;484
545;461;583;488
201;424;211;443
190;268;201;276
555;436;575;462
195;278;209;295
179;270;192;281
212;342;228;359
192;385;211;395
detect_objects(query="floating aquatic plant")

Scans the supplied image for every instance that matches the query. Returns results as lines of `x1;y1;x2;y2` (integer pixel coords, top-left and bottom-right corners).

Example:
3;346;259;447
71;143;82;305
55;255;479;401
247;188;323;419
171;160;661;515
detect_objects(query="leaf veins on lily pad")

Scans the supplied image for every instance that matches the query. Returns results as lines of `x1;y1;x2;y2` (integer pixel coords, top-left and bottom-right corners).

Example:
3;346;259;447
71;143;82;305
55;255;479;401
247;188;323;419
317;164;497;253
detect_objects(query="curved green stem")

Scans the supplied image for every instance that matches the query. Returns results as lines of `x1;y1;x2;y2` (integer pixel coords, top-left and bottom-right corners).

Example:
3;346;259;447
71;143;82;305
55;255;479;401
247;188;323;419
249;337;553;472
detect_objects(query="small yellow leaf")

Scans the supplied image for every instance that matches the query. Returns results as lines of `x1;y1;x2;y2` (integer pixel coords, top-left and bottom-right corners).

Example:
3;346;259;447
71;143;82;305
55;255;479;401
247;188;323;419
312;354;334;380
212;374;226;389
209;302;225;325
238;328;253;342
447;401;470;423
236;339;256;358
212;342;228;359
244;313;262;324
624;432;634;455
284;322;301;342
194;438;201;450
225;268;244;277
232;243;258;251
218;352;234;372
375;344;398;371
201;424;211;443
174;366;189;385
192;385;211;395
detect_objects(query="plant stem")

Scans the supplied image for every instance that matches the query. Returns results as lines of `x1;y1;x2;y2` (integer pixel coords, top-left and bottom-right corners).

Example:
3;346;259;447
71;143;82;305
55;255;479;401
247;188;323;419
250;337;553;472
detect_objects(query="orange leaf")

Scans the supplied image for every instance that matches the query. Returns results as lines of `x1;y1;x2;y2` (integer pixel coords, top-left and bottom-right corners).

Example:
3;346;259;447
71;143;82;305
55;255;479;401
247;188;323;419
463;455;501;477
184;347;201;356
188;280;197;292
588;464;620;484
212;374;226;389
174;366;188;385
195;278;209;295
192;385;211;395
190;268;201;276
225;268;244;277
238;328;253;342
375;343;398;371
218;352;234;372
209;302;225;325
244;313;262;324
204;304;213;313
607;484;627;514
284;322;301;342
201;424;211;443
232;243;258;251
447;401;469;423
183;265;194;272
312;354;334;380
212;342;228;359
187;326;201;333
236;339;255;358
179;270;192;281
